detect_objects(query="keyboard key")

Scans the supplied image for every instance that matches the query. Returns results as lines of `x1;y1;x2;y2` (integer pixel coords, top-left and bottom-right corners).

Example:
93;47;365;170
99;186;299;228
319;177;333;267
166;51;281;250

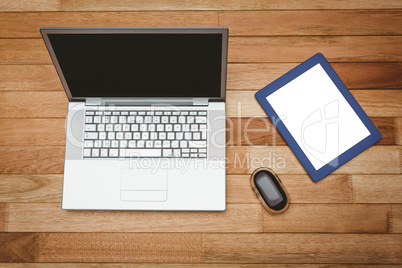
84;141;93;148
199;148;207;153
172;141;179;148
187;116;194;123
120;140;128;148
148;124;156;131
103;140;111;148
99;132;107;140
182;153;190;157
150;132;158;140
137;140;145;148
178;116;186;123
106;124;113;131
199;111;207;115
173;112;180;115
97;124;105;131
189;140;206;148
170;116;177;123
128;141;136;148
138;111;146;115
182;148;190;153
121;111;129;115
120;149;161;157
154;140;162;148
86;111;95;115
140;124;147;132
133;132;141;140
109;149;119;157
92;149;100;157
141;132;149;140
129;111;137;115
136;116;143;123
157;124;164;131
114;124;122;131
146;140;153;148
182;124;190;131
127;116;135;123
104;111;112;115
159;132;166;140
93;116;101;123
161;116;169;123
83;149;91;157
123;124;130;131
165;124;173;131
180;141;188;148
193;133;201;140
100;149;108;157
94;140;102;148
163;149;172;157
111;116;118;123
85;124;96;131
153;116;160;123
146;111;154;115
176;132;184;140
191;149;198;153
108;132;115;140
184;133;192;140
191;124;198;131
199;153;207;158
131;124;139;131
174;124;181;131
85;132;98;139
155;111;163;115
167;132;175;140
124;132;132;140
112;112;120;115
173;149;181;157
119;116;126;123
111;140;119;148
102;116;110;123
144;116;152;123
190;111;197;115
163;140;170;148
181;111;189;115
190;153;197;157
116;132;124;140
85;116;93;123
195;116;207;123
164;111;172;115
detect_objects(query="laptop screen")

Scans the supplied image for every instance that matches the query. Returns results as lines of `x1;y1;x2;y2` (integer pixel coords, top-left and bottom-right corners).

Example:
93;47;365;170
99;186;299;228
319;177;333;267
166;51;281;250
46;32;224;98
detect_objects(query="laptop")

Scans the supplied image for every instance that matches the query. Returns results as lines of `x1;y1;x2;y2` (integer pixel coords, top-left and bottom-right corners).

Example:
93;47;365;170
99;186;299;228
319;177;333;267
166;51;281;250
41;27;228;210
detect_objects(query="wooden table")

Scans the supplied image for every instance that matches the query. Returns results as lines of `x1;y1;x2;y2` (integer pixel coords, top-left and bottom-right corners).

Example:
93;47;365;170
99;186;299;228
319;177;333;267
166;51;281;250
0;1;401;266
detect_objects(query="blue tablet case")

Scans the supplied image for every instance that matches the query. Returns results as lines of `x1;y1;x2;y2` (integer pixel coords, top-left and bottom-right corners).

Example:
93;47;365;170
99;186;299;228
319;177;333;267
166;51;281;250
255;53;382;182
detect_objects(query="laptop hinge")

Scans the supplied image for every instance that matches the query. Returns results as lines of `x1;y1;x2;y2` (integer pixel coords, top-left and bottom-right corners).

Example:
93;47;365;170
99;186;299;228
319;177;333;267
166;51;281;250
193;98;208;106
85;98;101;106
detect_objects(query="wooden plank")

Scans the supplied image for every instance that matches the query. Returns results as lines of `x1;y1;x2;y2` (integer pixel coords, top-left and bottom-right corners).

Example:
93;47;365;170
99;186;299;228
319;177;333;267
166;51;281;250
0;12;218;38
0;265;397;268
226;90;402;117
0;65;62;91
220;10;402;36
0;91;68;118
0;116;396;147
59;0;402;11
0;90;399;118
0;233;39;262
5;203;262;232
0;233;203;263
0;145;398;175
0;119;65;146
0;203;6;232
391;205;402;233
0;11;400;38
228;36;402;63
0;0;60;11
203;233;401;264
0;174;351;204
398;117;402;145
1;63;400;91
352;175;402;203
1;233;399;263
1;37;401;65
227;63;402;90
245;146;400;175
0;146;64;174
263;204;389;233
227;117;396;146
227;174;352;204
0;175;62;203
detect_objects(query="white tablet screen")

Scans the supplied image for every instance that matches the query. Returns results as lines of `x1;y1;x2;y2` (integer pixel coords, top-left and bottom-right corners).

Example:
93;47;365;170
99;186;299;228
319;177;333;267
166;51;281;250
266;64;370;170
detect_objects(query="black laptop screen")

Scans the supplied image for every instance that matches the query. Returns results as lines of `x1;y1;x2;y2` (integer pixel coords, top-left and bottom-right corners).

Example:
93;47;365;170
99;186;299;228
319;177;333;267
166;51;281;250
47;33;223;98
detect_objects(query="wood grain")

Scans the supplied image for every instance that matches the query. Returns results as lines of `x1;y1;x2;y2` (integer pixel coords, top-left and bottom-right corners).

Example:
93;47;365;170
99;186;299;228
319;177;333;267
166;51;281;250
5;203;263;232
0;175;62;203
220;10;402;36
0;233;400;263
0;174;352;204
0;12;218;38
397;117;402;145
0;119;65;146
0;11;401;38
0;0;60;11
263;204;389;233
227;174;351;204
352;175;402;203
1;37;401;65
0;90;399;118
59;0;402;11
0;65;63;91
0;203;6;232
0;145;398;175
203;233;402;264
226;90;402;117
227;63;402;90
391;205;402;233
0;146;64;174
229;36;402;63
0;265;397;268
246;146;401;175
1;63;401;91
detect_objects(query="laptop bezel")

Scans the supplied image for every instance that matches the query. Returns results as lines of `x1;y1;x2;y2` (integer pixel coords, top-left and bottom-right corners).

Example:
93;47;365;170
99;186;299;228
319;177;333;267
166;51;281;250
40;27;228;103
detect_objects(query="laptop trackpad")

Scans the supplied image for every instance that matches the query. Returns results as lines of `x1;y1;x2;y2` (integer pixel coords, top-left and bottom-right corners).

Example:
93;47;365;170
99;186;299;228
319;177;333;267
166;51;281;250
120;169;168;202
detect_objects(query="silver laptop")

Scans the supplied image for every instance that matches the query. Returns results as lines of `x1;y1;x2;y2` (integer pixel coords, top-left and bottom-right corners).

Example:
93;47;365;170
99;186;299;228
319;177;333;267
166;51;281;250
41;27;228;210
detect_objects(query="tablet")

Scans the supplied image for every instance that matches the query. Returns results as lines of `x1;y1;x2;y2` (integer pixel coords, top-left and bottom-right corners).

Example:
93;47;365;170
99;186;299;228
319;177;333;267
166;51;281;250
255;53;382;182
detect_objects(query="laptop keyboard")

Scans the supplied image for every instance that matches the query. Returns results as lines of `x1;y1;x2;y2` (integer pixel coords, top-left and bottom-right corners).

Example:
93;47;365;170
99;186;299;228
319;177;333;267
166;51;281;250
83;110;207;158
